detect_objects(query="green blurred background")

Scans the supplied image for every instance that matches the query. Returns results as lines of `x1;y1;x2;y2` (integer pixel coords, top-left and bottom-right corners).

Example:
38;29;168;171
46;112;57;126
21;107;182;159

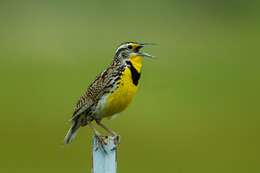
0;0;259;172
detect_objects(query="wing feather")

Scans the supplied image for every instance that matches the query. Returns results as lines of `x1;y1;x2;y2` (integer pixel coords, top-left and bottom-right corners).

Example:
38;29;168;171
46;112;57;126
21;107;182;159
71;63;120;119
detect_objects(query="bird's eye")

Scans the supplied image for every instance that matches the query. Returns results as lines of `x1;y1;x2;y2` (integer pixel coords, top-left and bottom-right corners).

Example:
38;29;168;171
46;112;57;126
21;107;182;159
128;45;133;49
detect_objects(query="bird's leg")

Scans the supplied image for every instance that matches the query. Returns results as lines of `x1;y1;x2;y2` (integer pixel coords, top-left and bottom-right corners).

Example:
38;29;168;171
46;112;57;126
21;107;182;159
88;122;107;153
96;121;120;146
96;121;117;136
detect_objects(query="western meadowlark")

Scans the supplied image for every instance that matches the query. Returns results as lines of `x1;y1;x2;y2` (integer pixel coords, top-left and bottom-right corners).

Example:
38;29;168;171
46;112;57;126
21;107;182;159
64;42;154;148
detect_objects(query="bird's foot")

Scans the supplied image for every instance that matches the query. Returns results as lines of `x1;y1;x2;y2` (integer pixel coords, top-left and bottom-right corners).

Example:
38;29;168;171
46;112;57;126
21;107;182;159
94;135;108;154
94;134;120;152
111;135;120;151
113;135;120;146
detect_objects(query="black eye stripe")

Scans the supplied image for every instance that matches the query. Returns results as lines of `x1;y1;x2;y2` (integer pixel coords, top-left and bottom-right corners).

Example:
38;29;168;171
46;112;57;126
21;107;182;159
128;45;133;49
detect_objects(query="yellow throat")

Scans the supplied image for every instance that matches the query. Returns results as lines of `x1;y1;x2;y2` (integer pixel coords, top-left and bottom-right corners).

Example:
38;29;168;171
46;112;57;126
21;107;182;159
129;54;143;73
103;54;143;117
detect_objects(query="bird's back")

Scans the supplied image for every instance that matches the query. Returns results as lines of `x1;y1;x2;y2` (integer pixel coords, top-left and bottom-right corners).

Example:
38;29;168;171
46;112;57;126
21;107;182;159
73;53;143;120
72;61;119;119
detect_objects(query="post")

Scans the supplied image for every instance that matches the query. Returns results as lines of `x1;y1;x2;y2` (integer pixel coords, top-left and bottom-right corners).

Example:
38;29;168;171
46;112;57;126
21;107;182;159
92;136;117;173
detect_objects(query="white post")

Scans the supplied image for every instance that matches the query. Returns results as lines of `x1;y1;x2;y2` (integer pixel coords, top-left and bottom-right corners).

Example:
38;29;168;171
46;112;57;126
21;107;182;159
92;136;117;173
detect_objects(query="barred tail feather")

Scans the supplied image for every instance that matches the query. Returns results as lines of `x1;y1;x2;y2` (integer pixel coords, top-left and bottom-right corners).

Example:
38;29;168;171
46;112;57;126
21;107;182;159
64;122;79;144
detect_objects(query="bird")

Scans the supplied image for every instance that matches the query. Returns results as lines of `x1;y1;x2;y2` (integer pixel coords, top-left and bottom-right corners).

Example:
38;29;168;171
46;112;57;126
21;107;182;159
64;41;154;148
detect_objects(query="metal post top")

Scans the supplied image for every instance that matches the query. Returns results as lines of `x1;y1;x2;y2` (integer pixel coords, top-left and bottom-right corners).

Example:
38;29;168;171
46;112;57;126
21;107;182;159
92;136;118;173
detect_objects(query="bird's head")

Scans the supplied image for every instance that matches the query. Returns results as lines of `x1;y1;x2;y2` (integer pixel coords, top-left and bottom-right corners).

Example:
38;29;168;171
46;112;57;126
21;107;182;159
114;42;154;62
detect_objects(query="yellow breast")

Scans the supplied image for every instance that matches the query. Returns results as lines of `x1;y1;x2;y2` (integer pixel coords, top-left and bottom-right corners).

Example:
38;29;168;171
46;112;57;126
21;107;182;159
103;55;143;117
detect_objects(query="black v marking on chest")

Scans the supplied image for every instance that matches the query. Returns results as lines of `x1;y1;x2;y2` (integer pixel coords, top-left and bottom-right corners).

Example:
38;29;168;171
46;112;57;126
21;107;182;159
126;61;141;86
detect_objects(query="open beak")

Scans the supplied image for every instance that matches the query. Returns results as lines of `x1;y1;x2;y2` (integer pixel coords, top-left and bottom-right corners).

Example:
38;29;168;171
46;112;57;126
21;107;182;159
136;42;156;59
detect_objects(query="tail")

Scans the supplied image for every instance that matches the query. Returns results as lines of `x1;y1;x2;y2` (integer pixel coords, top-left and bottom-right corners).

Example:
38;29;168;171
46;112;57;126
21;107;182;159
64;121;80;144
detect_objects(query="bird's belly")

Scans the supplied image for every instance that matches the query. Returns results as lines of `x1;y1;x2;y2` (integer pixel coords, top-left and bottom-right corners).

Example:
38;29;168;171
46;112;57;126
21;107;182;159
102;68;139;118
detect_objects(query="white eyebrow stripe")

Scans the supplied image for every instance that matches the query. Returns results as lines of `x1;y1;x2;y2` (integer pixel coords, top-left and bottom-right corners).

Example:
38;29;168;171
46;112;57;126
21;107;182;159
115;43;129;53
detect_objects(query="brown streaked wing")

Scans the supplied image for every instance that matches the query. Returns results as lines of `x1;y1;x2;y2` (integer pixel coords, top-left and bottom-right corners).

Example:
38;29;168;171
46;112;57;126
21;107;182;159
71;63;117;119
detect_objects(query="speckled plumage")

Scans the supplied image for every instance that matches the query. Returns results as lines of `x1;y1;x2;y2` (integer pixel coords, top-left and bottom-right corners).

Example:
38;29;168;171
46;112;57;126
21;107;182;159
72;61;124;120
64;42;150;144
